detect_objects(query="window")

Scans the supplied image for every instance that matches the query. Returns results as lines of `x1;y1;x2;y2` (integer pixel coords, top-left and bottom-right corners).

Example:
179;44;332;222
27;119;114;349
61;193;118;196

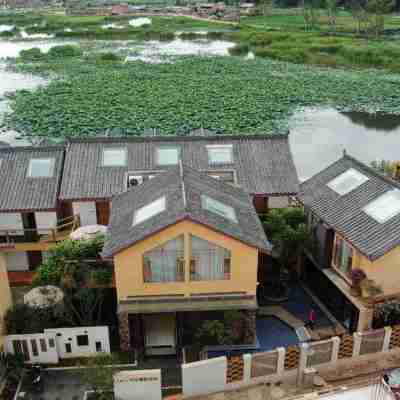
333;236;353;277
133;196;166;226
207;144;233;164
31;339;39;356
363;189;400;223
190;235;231;281
48;338;55;348
327;168;369;196
65;343;72;353
156;146;180;166
27;158;55;178
102;147;127;167
40;338;47;352
201;195;237;223
143;236;184;283
77;334;89;347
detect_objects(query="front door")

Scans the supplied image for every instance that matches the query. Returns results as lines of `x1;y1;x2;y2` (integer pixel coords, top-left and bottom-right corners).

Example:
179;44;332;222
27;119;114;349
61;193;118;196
144;313;176;356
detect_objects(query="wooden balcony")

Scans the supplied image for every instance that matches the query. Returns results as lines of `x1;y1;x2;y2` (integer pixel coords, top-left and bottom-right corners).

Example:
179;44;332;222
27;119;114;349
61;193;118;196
0;215;80;252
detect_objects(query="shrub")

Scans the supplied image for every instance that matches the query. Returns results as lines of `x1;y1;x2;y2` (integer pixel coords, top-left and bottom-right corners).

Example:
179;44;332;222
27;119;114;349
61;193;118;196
48;45;83;58
97;52;121;62
19;47;44;61
374;300;400;329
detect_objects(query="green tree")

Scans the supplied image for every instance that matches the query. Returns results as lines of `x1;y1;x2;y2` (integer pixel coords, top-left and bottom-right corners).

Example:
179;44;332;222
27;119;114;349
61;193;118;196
262;208;314;275
365;0;395;37
326;0;339;33
81;355;116;399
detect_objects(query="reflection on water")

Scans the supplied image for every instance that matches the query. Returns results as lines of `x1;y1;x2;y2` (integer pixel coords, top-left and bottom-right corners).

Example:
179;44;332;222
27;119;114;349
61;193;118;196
289;107;400;181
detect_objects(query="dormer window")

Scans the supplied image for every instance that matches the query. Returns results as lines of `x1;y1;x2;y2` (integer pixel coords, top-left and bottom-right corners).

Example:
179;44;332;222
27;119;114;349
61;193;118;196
363;189;400;223
207;144;233;164
27;158;55;178
133;196;166;226
201;195;237;223
156;146;181;166
102;147;127;167
327;168;368;196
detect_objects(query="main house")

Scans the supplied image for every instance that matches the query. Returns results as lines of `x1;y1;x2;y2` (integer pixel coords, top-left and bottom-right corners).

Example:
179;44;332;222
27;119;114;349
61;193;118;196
58;135;299;226
299;153;400;332
102;163;271;355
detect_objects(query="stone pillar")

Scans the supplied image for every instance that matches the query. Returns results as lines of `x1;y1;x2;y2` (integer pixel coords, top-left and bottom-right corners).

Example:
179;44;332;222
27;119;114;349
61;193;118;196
243;310;256;344
118;312;131;352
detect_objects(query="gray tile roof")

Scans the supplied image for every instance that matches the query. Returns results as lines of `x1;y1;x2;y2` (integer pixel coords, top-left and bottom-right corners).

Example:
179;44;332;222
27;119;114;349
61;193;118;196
60;135;299;201
0;146;64;212
299;154;400;261
102;163;272;257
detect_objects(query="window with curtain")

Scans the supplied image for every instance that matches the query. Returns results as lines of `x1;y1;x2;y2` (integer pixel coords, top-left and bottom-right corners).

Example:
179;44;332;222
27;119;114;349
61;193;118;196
333;236;353;276
190;235;231;281
143;236;184;283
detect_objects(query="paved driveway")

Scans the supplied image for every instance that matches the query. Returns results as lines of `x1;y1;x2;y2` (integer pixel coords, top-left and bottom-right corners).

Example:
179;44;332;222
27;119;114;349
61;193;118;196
20;370;88;400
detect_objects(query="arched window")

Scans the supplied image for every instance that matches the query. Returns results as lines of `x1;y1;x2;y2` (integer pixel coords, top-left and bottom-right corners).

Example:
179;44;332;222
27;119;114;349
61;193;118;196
143;236;184;283
190;235;231;281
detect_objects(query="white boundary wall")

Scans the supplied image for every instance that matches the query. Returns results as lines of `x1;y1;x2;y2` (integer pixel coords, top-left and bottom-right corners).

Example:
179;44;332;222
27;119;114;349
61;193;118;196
5;326;110;363
182;356;227;398
45;326;110;359
5;332;59;364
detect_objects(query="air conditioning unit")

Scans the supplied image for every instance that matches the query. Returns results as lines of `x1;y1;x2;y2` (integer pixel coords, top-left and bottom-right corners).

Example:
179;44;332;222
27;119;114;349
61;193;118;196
127;175;143;188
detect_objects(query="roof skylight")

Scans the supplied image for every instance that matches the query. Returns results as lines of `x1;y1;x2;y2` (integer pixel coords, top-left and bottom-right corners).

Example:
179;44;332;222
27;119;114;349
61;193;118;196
156;146;180;166
133;196;166;226
27;158;55;178
363;189;400;223
102;147;127;167
327;168;369;195
207;144;233;164
201;195;237;223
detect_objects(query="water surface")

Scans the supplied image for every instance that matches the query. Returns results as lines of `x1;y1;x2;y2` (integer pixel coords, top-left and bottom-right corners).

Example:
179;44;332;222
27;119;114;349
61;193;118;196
289;108;400;181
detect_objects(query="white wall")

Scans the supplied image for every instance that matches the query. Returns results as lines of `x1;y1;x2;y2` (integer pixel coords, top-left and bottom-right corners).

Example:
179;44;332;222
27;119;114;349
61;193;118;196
114;370;162;400
5;332;59;364
0;213;24;233
268;196;290;209
182;356;227;398
5;252;29;271
44;326;110;359
72;202;97;226
35;212;57;234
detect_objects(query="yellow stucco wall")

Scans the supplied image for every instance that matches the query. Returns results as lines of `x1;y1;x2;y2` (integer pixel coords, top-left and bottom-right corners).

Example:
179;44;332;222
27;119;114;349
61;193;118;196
114;220;260;301
332;232;400;297
0;253;12;349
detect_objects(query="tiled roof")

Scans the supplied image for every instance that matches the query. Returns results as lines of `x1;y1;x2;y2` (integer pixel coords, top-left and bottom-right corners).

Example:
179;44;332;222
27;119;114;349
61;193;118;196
60;135;299;201
299;154;400;260
102;163;272;257
0;146;64;212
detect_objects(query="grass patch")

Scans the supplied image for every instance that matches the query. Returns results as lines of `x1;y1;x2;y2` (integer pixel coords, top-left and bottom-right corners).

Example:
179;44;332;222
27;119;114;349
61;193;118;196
5;54;400;138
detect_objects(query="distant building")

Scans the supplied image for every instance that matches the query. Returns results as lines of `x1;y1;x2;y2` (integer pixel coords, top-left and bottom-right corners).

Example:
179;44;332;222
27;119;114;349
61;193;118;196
111;3;129;15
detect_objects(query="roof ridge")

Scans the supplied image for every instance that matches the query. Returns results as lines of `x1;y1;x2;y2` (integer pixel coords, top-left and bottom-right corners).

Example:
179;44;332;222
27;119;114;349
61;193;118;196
66;134;289;144
0;145;65;153
179;160;187;210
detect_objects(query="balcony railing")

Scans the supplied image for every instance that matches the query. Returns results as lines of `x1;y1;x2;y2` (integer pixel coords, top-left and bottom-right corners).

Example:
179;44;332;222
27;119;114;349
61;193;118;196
0;215;80;246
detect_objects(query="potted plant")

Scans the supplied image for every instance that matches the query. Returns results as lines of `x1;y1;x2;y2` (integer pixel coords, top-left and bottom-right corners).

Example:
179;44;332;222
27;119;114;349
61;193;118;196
350;268;367;297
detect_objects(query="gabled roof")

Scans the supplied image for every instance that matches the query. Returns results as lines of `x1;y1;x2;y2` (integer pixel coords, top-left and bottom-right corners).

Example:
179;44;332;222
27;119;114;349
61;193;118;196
299;153;400;261
60;135;299;201
102;163;272;257
0;146;64;212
